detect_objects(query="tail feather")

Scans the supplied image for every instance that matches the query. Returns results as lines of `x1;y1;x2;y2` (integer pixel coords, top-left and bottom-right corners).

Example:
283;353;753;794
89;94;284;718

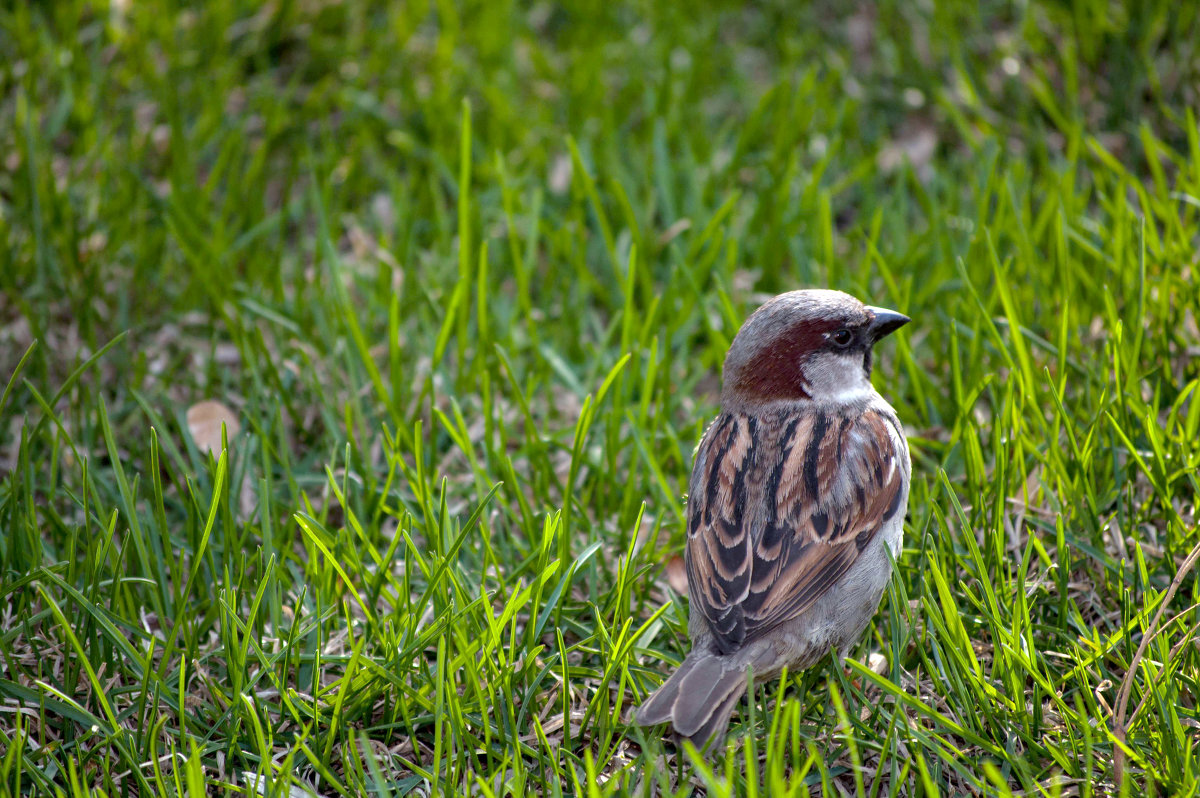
633;653;701;727
681;682;744;749
669;656;746;739
633;650;749;748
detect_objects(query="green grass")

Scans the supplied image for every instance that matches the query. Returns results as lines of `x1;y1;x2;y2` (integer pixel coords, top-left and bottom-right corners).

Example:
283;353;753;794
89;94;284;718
2;0;1200;794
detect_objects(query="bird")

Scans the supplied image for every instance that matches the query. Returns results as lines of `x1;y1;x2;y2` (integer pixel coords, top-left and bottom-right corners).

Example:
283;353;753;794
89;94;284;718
634;288;911;748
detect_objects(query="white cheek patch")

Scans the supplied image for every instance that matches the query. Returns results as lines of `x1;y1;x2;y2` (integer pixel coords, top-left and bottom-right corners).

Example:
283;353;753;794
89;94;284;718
798;351;879;404
824;382;875;404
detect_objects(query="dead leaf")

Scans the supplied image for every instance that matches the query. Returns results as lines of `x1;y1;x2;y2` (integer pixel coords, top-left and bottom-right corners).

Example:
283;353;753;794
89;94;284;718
664;555;689;594
658;219;691;246
846;7;875;64
186;400;239;455
549;154;572;195
877;119;938;178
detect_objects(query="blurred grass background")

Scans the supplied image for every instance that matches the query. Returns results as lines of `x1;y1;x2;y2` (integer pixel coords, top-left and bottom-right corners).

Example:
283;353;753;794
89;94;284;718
2;0;1199;794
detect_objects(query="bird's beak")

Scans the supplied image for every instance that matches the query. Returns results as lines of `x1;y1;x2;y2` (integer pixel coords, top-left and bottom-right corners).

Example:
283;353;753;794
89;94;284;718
866;307;910;342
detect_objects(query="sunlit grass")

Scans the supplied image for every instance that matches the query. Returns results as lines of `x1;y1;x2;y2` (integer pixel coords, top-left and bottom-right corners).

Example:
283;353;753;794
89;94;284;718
2;0;1199;795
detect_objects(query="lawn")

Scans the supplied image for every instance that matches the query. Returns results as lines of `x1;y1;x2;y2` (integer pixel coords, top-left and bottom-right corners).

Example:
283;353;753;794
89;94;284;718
2;0;1199;795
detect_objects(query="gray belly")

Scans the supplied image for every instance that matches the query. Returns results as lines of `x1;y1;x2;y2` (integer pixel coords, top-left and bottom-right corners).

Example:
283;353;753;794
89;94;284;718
768;512;903;672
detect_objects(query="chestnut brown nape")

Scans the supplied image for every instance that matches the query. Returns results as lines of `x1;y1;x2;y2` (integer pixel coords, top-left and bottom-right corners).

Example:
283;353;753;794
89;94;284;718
720;290;872;405
723;317;832;402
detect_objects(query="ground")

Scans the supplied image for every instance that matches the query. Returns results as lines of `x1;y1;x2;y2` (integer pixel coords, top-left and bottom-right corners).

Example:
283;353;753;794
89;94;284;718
2;0;1199;795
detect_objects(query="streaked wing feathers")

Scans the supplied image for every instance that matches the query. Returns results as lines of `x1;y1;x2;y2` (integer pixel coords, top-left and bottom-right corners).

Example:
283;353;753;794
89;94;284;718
684;413;756;648
685;407;904;654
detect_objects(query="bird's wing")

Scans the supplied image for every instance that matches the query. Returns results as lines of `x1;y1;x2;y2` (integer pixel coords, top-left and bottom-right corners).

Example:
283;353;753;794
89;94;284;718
685;407;906;654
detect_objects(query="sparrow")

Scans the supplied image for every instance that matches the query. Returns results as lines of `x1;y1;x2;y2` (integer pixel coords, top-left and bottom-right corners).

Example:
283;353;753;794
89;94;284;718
635;289;911;748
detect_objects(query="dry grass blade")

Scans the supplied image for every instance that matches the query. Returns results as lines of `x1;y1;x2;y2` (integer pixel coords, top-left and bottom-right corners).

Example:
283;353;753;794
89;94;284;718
1112;538;1200;787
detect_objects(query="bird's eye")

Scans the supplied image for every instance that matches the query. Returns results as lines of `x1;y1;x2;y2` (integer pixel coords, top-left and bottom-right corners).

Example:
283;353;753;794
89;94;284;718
831;328;854;348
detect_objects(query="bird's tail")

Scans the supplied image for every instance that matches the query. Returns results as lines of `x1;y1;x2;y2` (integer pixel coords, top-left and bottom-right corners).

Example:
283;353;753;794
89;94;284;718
633;649;749;749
